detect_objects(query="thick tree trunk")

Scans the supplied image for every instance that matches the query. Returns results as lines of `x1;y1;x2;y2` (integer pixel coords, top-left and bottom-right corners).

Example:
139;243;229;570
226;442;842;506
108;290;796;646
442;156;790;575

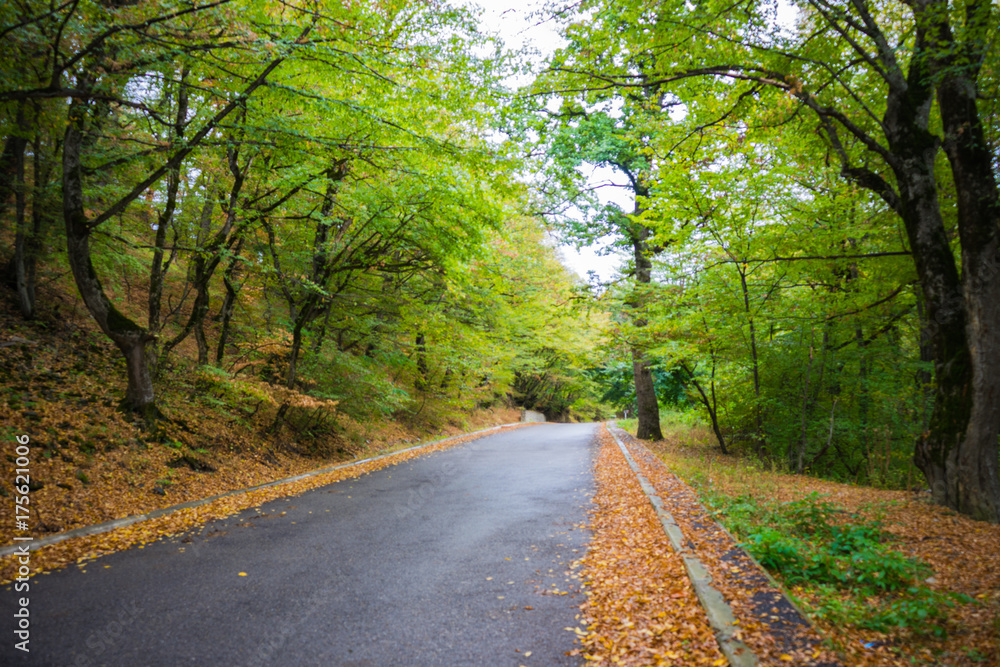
820;5;1000;521
632;346;662;440
893;147;976;514
926;21;1000;521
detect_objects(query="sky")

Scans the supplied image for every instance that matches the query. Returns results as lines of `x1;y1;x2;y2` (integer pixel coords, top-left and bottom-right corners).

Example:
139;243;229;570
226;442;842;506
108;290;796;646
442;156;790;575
464;0;630;283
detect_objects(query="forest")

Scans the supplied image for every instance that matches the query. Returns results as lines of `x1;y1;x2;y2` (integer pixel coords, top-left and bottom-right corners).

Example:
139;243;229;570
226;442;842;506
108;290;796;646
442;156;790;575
1;0;998;526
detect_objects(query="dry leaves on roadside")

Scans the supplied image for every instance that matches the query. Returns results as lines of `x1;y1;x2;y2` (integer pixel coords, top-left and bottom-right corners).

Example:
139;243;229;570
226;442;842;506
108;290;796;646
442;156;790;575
620;431;841;667
574;426;725;665
636;425;1000;667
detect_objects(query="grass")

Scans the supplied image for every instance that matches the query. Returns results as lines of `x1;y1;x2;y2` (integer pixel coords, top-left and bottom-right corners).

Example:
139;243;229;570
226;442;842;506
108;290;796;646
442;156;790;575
719;491;968;637
616;414;988;656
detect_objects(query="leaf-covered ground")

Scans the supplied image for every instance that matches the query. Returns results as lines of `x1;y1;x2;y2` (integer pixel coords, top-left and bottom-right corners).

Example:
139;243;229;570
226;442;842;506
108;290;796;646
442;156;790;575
617;427;841;666
623;422;1000;666
573;425;726;665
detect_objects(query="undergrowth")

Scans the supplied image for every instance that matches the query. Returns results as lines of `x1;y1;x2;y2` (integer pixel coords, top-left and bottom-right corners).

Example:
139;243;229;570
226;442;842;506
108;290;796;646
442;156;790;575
618;417;980;645
703;490;971;638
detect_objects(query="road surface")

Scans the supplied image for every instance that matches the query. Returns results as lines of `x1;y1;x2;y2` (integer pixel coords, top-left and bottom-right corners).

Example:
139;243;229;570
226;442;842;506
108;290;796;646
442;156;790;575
3;423;598;666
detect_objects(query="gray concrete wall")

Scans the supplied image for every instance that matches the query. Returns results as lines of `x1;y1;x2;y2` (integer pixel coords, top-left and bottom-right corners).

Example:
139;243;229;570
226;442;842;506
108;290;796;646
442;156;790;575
521;409;546;423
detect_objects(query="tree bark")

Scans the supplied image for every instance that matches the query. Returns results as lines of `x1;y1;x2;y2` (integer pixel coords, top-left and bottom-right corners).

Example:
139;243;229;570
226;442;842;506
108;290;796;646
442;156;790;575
628;205;662;441
215;237;243;364
632;345;662;440
682;362;727;454
63;94;158;416
798;0;1000;520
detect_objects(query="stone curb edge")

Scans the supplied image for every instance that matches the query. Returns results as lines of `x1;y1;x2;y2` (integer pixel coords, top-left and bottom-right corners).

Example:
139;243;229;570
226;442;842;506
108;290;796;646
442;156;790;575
608;424;819;632
605;423;758;667
1;421;529;558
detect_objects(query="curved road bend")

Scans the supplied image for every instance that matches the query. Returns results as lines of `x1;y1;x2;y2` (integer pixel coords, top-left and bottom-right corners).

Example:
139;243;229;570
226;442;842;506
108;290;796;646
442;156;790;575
3;422;599;666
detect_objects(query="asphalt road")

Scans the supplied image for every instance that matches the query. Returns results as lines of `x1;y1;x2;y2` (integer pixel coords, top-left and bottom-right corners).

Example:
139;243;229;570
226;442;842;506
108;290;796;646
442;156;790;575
2;422;599;666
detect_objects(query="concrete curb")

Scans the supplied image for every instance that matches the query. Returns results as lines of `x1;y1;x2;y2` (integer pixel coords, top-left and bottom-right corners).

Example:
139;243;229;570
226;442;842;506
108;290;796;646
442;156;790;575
608;424;820;633
606;424;758;667
1;421;527;558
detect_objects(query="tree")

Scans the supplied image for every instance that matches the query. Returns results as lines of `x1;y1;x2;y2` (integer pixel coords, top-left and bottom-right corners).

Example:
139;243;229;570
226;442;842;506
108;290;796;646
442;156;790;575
535;0;1000;521
533;108;664;439
1;0;517;422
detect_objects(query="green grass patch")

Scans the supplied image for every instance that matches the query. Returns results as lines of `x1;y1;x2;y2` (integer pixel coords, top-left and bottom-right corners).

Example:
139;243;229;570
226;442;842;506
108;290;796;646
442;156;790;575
706;491;970;637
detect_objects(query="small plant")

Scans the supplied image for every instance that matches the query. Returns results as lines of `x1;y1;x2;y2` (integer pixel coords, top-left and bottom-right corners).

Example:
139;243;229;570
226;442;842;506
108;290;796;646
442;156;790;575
75;470;90;485
720;492;958;637
781;493;839;534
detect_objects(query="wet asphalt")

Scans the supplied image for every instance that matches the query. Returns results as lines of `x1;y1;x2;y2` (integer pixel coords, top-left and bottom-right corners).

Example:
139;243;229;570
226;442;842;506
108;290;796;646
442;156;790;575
2;422;598;666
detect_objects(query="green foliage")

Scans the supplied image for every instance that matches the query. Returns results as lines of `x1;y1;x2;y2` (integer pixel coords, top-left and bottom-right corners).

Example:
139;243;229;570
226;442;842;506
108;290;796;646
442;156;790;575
706;492;965;637
1;0;613;428
302;349;411;420
525;0;990;493
588;360;687;412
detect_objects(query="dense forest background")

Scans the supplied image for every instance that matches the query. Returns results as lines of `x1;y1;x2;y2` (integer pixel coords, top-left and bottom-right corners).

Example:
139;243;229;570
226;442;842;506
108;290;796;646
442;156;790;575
1;0;998;522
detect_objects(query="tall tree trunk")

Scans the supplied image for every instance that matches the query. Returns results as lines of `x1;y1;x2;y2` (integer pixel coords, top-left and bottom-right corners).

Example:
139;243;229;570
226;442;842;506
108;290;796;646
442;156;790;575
865;12;999;519
63;95;158;417
10;109;33;318
923;13;1000;521
809;4;1000;520
736;261;763;451
632;345;661;440
628;211;662;441
215;238;243;364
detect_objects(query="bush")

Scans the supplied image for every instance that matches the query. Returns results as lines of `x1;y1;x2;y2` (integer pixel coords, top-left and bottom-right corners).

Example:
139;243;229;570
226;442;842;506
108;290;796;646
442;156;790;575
712;492;958;637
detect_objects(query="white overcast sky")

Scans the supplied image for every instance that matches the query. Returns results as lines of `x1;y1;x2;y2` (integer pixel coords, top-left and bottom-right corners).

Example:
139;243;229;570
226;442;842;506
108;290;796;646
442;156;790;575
464;0;630;283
